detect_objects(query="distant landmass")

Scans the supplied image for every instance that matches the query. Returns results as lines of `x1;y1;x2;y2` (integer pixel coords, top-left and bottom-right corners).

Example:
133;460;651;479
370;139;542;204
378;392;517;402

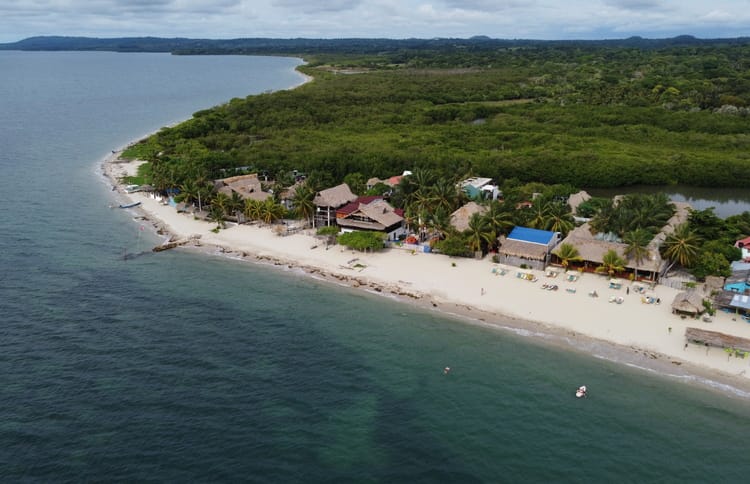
1;35;749;55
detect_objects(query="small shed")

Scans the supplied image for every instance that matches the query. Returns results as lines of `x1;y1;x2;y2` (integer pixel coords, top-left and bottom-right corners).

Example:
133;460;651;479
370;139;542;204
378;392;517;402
671;291;705;315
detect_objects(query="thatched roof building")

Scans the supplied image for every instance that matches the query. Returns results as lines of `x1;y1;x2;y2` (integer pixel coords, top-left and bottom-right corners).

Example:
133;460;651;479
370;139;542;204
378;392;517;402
450;202;487;233
337;199;404;234
567;190;591;215
215;174;271;201
671;291;705;315
685;327;750;352
313;183;357;208
313;183;358;227
557;222;664;278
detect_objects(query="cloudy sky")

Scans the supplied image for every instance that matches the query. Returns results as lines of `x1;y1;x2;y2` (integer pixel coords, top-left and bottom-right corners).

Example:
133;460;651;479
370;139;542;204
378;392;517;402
1;0;747;43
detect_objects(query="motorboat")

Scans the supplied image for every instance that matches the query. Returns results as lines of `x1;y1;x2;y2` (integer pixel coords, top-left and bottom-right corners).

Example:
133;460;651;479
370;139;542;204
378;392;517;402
575;385;587;398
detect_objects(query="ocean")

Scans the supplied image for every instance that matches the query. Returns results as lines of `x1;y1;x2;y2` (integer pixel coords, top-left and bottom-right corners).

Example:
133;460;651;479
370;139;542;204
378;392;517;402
1;50;749;482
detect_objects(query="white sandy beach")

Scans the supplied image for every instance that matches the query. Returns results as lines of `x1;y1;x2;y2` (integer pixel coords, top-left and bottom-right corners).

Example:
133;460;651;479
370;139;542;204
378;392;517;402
105;156;750;394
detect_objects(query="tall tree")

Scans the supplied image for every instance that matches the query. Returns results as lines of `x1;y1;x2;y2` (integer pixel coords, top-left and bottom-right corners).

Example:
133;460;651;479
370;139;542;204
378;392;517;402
623;228;652;278
466;213;495;254
292;183;316;227
661;223;702;271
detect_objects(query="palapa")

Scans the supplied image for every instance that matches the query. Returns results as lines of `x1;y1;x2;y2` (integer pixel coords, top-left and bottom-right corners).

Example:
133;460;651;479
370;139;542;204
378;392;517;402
671;291;705;315
685;327;750;353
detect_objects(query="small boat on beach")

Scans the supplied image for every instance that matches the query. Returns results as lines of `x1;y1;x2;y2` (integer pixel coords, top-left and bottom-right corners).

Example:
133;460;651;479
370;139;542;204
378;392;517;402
119;201;141;209
575;385;587;398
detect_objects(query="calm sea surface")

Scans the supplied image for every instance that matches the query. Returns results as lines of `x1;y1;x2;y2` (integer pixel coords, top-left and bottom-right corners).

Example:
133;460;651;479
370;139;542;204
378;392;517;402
1;51;750;482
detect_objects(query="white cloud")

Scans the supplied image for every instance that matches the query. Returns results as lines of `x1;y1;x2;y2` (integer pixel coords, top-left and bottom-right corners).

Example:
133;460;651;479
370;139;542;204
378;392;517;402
0;0;748;42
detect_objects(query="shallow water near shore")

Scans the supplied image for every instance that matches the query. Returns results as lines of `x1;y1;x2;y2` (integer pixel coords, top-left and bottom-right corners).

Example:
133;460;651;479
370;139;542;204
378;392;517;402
2;51;750;481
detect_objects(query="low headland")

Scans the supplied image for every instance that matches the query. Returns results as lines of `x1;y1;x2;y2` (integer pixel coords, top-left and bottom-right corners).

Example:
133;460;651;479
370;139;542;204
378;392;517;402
104;153;750;398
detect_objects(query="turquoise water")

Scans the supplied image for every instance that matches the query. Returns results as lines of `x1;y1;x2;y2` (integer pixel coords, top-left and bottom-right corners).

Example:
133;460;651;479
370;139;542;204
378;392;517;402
1;51;750;482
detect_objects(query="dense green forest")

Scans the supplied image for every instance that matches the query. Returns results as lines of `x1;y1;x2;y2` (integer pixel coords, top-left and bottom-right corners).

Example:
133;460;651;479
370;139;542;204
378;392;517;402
122;40;750;191
107;38;750;278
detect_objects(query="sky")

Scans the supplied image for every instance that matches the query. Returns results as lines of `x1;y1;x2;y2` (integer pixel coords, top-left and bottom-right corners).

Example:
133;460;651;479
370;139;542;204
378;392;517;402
1;0;748;43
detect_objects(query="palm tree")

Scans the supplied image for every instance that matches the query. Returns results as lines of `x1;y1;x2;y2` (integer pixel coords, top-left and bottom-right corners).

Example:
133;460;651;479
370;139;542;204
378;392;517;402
661;223;702;271
596;249;627;277
426;205;453;242
292;183;316;227
244;198;262;222
589;200;616;234
175;179;200;207
259;199;285;225
623;228;652;278
554;242;582;269
431;178;460;214
484;201;514;238
466;213;495;255
228;192;245;219
527;202;548;229
544;202;575;235
213;192;231;218
208;205;225;229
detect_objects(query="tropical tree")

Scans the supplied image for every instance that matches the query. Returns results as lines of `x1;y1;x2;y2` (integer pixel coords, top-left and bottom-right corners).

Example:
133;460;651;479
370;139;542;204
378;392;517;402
175;179;200;207
661;223;702;271
343;172;366;195
258;198;285;224
208;205;225;229
526;202;548;230
466;213;495;255
228;192;245;219
595;249;627;277
213;192;232;218
544;202;575;235
484;201;514;238
244;198;262;221
292;183;316;226
554;242;583;269
431;178;461;214
623;228;652;278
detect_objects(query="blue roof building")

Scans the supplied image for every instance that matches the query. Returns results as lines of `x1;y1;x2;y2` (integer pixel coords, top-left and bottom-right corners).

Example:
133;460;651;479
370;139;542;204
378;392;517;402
507;226;558;245
498;226;561;270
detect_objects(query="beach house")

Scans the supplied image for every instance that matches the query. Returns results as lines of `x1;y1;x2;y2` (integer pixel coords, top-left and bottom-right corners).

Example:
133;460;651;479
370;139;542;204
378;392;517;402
313;183;358;227
336;199;406;241
497;226;560;270
214;174;271;202
459;177;500;201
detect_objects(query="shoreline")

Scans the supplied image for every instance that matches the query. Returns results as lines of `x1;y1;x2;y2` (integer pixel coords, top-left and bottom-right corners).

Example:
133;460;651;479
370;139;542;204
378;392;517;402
101;157;750;400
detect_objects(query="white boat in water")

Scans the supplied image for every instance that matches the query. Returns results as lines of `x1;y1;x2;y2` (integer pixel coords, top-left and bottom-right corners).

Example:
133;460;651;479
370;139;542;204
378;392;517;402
575;385;587;398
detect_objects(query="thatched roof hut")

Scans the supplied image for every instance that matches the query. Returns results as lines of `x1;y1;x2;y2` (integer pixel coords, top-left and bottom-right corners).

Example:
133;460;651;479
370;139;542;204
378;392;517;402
215;173;271;201
567;190;591;215
671;291;705;315
557;222;664;276
313;183;357;208
450;202;487;232
685;327;750;352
